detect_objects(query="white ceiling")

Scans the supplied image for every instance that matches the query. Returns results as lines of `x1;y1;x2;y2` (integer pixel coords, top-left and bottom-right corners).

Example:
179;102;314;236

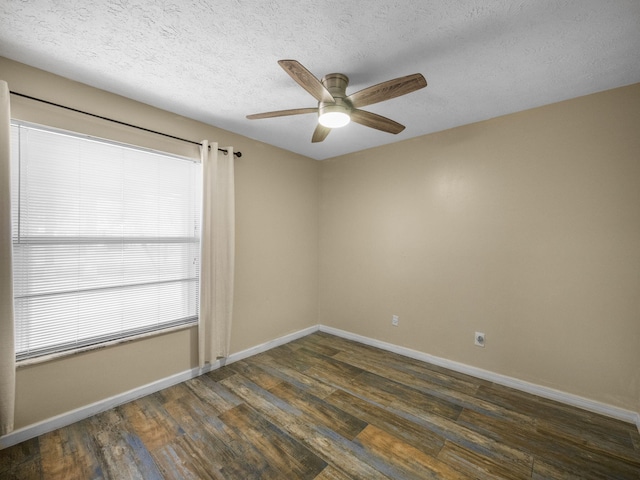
1;1;639;160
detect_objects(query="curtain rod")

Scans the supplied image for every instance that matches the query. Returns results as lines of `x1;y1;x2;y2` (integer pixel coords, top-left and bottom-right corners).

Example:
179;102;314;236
9;91;242;158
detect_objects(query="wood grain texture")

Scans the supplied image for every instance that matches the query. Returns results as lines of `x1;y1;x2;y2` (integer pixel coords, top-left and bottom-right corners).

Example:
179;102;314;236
346;73;427;108
2;331;639;479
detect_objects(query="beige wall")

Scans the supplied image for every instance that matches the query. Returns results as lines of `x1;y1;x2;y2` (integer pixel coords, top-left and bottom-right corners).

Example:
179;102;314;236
1;57;319;428
319;84;640;412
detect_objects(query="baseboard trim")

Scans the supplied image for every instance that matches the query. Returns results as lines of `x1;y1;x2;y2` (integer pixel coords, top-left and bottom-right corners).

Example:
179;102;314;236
0;366;203;449
224;325;319;366
319;325;640;431
0;325;319;449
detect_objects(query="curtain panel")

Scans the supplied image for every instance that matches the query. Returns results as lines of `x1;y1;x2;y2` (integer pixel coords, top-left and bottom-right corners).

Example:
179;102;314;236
198;141;235;367
0;80;15;435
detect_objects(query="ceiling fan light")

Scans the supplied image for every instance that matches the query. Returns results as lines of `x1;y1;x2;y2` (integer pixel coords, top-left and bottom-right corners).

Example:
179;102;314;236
318;102;351;128
319;111;350;128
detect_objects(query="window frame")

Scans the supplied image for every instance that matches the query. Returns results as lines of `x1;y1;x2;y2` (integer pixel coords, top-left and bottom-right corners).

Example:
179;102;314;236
10;120;202;363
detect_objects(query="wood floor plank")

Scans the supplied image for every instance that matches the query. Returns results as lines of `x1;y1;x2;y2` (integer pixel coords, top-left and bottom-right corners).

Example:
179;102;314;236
249;352;338;399
162;394;282;479
454;406;637;478
226;359;285;390
535;416;640;465
438;440;530;479
292;347;366;379
325;388;447;456
183;373;243;415
219;403;327;479
205;364;237;382
456;407;540;448
39;420;104;480
334;350;533;425
263;342;314;372
312;465;354;480
87;410;163;480
529;454;639;480
313;332;494;388
0;460;41;480
0;437;42;479
475;383;640;472
477;381;633;437
329;340;481;396
301;360;460;417
119;395;185;451
313;365;534;476
161;390;224;439
355;370;464;420
325;380;534;477
303;365;374;401
150;381;191;405
268;380;368;440
382;394;534;477
151;435;224;480
3;332;639;479
354;424;473;479
632;429;640;451
291;334;343;358
220;373;396;480
332;348;479;397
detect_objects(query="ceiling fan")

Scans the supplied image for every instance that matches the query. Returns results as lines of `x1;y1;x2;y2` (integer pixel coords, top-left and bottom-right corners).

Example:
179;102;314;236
247;60;427;143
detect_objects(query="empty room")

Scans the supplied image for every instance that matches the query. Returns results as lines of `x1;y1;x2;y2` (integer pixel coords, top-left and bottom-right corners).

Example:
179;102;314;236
1;1;639;479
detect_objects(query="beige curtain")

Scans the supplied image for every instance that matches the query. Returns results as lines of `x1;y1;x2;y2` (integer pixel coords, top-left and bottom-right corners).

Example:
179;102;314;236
198;141;235;367
0;81;15;435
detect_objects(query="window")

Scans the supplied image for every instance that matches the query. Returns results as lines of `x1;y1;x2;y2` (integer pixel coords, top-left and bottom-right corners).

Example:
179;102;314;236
10;122;202;361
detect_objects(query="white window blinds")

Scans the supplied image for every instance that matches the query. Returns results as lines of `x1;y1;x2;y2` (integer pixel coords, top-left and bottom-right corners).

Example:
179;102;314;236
10;123;202;360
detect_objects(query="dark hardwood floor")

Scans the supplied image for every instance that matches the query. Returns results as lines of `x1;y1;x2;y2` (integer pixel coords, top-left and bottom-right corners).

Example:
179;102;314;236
1;331;639;479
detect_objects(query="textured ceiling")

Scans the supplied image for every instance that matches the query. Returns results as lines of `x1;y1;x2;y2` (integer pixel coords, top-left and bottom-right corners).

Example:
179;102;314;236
1;1;639;160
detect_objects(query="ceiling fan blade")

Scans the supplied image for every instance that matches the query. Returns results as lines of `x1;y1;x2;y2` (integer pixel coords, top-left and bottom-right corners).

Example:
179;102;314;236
278;60;335;103
246;107;318;120
346;73;427;108
312;124;331;143
350;109;405;134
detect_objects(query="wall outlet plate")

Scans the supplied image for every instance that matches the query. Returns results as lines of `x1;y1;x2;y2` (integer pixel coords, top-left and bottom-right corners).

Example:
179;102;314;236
475;332;485;347
392;315;399;326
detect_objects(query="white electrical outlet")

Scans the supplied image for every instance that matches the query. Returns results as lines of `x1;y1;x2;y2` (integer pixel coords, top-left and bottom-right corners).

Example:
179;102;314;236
475;332;485;347
392;315;399;326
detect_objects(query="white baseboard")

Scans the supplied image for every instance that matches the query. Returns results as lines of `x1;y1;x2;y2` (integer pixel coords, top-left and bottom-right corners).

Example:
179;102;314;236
0;366;204;449
224;325;319;365
319;325;640;432
2;322;638;449
0;325;319;450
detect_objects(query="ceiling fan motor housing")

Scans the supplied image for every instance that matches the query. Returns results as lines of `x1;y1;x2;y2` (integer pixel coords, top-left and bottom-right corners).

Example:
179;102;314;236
321;73;349;96
319;73;352;118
